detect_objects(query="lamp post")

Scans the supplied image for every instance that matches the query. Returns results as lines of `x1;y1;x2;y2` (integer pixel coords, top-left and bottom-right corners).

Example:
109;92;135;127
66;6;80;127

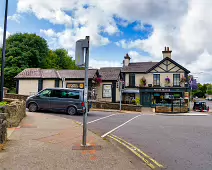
0;0;9;102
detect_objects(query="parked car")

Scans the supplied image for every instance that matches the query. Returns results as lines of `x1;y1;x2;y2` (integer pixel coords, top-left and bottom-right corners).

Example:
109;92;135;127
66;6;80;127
193;101;209;112
26;88;90;115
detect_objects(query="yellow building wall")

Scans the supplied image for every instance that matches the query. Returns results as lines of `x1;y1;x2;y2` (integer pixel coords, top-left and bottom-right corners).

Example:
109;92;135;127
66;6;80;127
43;80;55;89
116;83;121;102
96;82;112;102
19;80;38;95
125;72;186;87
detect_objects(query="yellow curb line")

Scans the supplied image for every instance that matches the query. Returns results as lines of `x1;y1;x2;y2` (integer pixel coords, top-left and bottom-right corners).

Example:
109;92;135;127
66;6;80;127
108;135;156;169
108;134;164;169
110;134;164;168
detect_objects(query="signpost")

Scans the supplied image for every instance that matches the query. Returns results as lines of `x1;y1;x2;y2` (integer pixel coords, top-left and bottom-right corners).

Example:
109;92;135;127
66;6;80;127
72;36;101;150
75;36;89;147
119;80;124;111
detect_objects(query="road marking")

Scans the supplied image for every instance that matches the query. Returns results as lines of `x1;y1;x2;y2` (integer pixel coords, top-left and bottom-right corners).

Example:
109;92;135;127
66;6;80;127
87;114;117;124
101;114;141;138
110;134;164;168
108;134;164;169
108;135;156;169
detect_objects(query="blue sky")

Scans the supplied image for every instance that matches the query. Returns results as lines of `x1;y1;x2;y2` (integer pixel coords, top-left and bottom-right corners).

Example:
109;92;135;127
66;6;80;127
0;0;154;67
0;0;212;83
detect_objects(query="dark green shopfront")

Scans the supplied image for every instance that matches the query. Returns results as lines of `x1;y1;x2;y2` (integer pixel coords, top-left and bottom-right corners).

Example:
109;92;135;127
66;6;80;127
140;87;190;108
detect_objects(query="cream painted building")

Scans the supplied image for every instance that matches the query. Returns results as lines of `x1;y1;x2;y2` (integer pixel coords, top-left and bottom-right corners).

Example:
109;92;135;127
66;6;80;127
121;47;190;107
14;67;121;103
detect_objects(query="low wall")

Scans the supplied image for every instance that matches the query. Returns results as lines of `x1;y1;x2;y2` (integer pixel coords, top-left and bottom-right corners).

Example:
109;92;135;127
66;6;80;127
155;106;188;113
5;93;29;101
0;99;26;127
0;113;7;144
91;102;142;112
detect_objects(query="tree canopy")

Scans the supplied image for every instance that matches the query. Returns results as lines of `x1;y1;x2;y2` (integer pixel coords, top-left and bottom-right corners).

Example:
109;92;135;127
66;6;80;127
0;33;80;91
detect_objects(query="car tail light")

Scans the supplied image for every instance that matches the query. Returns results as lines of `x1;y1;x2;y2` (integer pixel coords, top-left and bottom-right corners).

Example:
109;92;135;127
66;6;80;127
81;102;85;107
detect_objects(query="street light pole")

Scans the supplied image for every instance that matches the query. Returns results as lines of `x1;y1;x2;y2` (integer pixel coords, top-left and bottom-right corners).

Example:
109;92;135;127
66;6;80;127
0;0;9;102
82;36;89;146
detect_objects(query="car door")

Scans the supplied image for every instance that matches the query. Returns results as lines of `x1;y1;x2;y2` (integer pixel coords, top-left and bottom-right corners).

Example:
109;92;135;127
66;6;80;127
60;90;81;110
35;89;51;110
48;89;65;111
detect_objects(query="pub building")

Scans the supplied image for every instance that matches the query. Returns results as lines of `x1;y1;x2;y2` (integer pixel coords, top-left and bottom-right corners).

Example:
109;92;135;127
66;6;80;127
122;47;190;112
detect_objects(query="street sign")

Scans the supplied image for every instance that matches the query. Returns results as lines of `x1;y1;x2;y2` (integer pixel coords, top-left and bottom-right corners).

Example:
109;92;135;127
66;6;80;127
75;39;89;66
75;40;84;66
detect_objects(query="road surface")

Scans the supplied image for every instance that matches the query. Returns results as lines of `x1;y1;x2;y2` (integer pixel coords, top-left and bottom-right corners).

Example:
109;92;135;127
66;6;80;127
46;110;212;170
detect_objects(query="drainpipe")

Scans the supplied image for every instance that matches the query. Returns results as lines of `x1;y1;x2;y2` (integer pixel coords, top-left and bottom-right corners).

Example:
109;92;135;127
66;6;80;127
62;77;66;88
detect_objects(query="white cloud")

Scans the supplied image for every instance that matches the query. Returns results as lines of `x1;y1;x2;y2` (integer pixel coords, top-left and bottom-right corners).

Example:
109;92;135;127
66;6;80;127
15;0;212;83
8;14;21;23
0;27;10;46
128;51;153;62
40;29;58;37
89;58;121;69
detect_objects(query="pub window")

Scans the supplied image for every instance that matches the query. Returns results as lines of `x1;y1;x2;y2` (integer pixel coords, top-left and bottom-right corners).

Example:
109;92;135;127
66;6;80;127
129;73;135;87
173;74;180;86
153;74;160;86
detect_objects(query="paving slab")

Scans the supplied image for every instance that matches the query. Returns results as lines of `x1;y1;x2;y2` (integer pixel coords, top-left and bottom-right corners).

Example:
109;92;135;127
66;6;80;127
0;112;148;170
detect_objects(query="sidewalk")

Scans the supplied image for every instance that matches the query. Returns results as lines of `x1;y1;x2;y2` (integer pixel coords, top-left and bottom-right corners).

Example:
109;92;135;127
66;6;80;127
90;108;154;114
0;112;147;170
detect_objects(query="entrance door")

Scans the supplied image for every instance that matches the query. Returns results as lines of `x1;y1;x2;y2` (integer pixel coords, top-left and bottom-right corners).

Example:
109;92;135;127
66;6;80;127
142;93;151;107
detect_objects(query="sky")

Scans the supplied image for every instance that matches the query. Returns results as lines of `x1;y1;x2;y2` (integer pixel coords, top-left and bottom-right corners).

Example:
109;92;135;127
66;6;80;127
0;0;212;83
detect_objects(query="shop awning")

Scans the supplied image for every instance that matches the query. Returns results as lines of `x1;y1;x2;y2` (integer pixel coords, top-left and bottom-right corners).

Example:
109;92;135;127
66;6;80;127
122;89;140;94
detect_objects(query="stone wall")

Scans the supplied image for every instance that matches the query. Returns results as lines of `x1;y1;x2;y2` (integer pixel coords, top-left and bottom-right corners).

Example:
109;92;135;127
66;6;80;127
91;102;142;112
0;113;7;144
1;99;26;127
5;93;29;101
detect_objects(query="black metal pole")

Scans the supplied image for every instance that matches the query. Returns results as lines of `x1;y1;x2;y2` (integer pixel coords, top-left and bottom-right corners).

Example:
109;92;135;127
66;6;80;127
0;0;9;102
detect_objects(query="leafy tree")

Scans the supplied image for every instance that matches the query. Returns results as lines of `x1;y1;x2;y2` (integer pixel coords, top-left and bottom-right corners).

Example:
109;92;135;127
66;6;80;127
5;33;49;68
4;67;23;89
206;84;212;95
0;33;81;90
43;48;82;70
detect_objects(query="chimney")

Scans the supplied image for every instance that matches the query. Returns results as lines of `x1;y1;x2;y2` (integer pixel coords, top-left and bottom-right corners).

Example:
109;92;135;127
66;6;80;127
124;53;131;66
162;46;172;59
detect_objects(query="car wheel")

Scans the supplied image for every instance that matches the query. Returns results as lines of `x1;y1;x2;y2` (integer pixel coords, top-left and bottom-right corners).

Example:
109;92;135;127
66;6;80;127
67;106;77;115
28;103;38;112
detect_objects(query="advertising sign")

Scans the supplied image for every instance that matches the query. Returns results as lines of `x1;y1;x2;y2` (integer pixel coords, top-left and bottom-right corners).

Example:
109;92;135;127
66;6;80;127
103;84;112;98
184;92;189;99
66;83;84;89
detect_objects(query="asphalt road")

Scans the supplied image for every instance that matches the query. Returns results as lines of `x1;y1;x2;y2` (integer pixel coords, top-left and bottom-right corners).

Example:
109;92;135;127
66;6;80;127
51;111;212;170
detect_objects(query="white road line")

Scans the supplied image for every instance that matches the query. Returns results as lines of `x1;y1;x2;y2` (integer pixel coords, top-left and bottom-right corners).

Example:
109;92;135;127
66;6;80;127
87;114;117;124
101;114;141;138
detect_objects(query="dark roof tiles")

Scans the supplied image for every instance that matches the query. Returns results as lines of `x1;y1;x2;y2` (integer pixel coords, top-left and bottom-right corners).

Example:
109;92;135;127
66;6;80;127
99;67;121;80
122;62;158;72
15;68;97;79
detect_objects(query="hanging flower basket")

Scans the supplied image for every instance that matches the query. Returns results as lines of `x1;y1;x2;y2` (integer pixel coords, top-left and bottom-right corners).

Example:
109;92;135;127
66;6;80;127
180;76;186;83
165;77;170;86
93;77;102;86
140;77;146;87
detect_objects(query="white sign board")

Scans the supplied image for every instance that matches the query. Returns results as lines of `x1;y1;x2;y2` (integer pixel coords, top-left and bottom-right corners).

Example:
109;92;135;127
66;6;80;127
103;84;112;98
75;39;89;66
75;40;84;66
